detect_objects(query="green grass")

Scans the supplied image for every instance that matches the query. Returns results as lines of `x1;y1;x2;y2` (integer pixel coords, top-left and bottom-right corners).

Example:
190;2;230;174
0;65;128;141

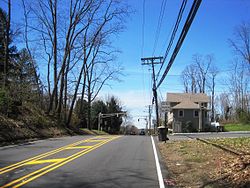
224;123;250;131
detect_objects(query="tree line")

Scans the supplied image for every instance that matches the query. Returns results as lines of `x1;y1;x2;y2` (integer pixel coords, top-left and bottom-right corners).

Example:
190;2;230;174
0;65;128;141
181;22;250;123
0;0;129;131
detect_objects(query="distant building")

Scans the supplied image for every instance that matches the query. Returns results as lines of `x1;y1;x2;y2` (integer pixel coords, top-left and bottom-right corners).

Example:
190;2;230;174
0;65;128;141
166;93;210;132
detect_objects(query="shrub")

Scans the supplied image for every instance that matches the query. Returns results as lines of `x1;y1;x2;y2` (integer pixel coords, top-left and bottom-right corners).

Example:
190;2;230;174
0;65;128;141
183;121;198;133
0;89;13;115
236;108;250;124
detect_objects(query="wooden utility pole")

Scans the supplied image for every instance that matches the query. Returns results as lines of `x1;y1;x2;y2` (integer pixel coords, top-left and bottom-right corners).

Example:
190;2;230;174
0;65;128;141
148;105;152;135
141;57;163;132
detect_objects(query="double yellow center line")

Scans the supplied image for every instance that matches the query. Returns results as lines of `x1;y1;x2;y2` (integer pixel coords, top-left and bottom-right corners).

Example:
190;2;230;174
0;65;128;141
0;136;120;188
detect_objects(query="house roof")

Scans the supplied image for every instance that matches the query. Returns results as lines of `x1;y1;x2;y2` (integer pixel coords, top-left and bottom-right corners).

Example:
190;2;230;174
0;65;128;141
172;100;200;109
166;93;210;103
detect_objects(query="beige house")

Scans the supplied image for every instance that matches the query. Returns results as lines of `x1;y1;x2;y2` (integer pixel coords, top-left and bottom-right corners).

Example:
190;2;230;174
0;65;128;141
166;93;210;132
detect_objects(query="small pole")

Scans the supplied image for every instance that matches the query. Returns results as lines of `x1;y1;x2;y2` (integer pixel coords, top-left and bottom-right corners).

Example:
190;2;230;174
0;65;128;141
199;103;202;132
98;112;101;131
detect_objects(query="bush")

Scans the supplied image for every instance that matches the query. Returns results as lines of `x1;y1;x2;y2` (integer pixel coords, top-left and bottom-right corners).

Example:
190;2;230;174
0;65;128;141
0;89;14;115
235;108;250;124
183;121;198;133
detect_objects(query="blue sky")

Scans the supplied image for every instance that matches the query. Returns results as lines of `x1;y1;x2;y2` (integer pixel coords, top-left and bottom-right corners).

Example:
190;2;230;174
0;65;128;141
100;0;250;128
1;0;250;128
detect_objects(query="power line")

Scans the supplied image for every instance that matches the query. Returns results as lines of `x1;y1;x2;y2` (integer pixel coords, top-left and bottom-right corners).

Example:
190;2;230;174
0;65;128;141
141;0;146;57
157;0;202;89
156;0;187;81
152;0;168;56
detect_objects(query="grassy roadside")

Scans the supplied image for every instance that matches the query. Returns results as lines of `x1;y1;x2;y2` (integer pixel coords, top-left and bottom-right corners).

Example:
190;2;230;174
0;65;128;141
224;123;250;132
158;137;250;187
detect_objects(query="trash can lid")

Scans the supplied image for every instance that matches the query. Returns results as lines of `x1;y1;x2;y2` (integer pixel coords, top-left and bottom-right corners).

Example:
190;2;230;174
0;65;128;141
158;126;166;129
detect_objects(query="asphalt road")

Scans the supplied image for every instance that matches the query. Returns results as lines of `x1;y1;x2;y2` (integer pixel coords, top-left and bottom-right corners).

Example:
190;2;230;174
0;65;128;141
0;135;164;188
1;132;248;188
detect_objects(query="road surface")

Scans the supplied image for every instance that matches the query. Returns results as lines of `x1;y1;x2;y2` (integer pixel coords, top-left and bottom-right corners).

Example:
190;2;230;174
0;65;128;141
1;132;248;188
0;135;166;188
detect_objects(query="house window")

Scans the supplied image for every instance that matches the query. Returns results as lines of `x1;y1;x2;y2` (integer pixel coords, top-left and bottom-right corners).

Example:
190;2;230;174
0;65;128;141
178;110;184;118
194;110;199;118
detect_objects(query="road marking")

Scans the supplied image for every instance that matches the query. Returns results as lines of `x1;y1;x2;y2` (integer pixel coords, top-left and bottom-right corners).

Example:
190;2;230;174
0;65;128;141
25;158;65;165
65;146;94;149
12;137;119;188
0;137;94;174
0;136;120;188
84;139;107;142
151;136;165;188
0;136;108;174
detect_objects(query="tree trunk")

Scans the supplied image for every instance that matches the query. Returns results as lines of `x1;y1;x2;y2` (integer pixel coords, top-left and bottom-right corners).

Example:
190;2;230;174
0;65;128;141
66;59;86;127
63;56;70;123
79;67;87;117
52;0;58;110
211;77;215;122
3;0;10;88
87;86;92;130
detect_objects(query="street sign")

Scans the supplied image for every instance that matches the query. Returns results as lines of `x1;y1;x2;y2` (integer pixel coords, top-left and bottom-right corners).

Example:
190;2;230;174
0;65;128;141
160;102;170;112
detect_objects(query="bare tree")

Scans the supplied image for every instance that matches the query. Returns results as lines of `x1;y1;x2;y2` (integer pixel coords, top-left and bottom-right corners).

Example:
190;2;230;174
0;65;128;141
181;54;213;94
207;64;219;121
3;0;11;88
229;22;250;68
228;60;249;113
21;0;43;106
193;54;212;93
181;64;198;93
219;92;231;121
65;0;128;127
21;0;129;128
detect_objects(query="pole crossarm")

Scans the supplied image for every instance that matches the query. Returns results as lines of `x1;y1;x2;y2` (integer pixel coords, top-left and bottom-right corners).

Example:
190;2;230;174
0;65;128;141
141;56;163;65
141;56;163;130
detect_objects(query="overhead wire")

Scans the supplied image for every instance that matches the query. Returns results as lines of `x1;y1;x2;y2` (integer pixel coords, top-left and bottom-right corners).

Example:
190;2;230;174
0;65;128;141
152;0;168;56
156;0;187;81
157;0;202;89
141;0;146;57
140;0;152;107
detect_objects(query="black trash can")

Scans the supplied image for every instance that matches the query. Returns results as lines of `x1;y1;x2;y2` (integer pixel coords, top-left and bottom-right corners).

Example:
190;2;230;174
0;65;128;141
158;126;168;142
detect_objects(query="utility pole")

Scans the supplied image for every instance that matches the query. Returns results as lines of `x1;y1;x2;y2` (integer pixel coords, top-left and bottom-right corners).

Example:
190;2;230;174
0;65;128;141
148;105;152;135
141;57;163;133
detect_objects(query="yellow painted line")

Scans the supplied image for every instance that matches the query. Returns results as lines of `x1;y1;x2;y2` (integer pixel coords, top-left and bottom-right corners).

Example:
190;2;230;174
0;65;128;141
83;139;106;142
14;136;120;188
1;136;120;188
0;137;97;174
65;146;93;149
25;158;65;165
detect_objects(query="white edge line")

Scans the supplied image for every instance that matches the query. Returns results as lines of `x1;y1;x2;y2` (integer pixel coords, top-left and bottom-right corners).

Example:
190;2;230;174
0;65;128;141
151;136;165;188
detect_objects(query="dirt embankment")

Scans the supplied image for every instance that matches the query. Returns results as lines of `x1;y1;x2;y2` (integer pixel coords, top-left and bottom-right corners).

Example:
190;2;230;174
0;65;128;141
0;105;77;146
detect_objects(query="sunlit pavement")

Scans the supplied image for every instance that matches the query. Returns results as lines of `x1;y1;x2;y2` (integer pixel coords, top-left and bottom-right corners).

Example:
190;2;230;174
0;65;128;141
0;135;164;188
